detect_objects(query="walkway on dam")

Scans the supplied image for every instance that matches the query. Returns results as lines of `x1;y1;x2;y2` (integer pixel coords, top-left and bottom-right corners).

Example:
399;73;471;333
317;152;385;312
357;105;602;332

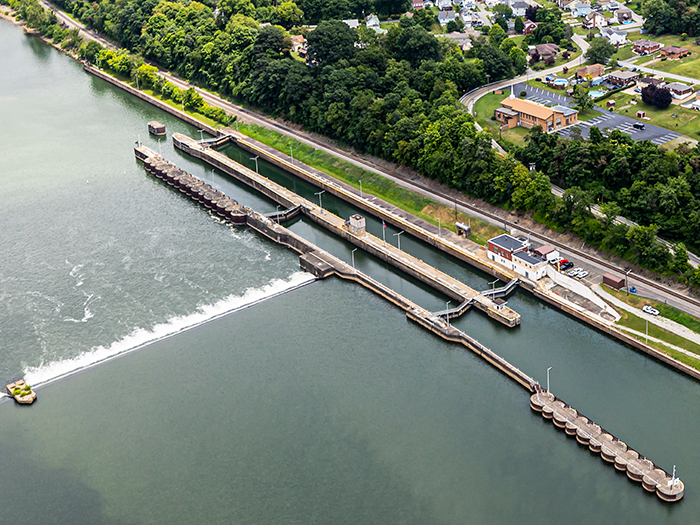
174;133;520;327
135;144;684;504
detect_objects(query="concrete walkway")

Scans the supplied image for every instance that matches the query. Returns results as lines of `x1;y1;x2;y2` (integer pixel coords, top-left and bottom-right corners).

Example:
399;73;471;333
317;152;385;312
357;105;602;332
620;326;700;360
593;284;700;346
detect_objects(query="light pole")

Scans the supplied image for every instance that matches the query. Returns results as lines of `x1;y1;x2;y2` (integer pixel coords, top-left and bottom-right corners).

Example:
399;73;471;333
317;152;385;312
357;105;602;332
646;317;648;344
393;230;404;251
446;301;451;327
315;190;325;213
250;155;259;173
290;145;293;164
198;129;204;142
276;204;281;224
547;366;552;394
351;248;358;270
489;279;498;296
359;180;363;198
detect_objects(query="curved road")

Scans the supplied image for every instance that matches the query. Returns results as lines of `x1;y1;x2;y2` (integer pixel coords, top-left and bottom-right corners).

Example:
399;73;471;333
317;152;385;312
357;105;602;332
40;1;700;316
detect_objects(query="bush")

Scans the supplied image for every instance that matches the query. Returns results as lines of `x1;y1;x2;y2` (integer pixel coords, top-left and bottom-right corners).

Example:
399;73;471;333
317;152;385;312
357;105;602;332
24;384;31;391
12;388;20;396
520;90;527;97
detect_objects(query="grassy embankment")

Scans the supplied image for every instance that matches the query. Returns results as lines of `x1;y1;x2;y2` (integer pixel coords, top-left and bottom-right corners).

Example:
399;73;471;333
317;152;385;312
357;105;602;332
111;71;503;245
602;284;700;334
236;121;503;245
616;310;700;370
474;91;531;146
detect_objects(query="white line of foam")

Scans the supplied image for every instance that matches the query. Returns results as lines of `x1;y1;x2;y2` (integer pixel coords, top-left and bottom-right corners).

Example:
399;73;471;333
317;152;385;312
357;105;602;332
23;271;316;388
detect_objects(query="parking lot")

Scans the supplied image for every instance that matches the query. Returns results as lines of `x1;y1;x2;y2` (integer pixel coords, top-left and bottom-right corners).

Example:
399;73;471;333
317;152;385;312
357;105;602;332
512;83;683;146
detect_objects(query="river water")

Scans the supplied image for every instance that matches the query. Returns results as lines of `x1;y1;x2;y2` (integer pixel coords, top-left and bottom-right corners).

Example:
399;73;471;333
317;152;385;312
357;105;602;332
1;21;699;523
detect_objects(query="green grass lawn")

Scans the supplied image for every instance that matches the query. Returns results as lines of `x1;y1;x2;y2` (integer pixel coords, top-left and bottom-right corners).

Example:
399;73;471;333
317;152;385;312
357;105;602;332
237;122;503;244
616;309;700;371
610;45;635;61
577;107;600;121
632;34;700;79
602;284;700;334
473;91;507;125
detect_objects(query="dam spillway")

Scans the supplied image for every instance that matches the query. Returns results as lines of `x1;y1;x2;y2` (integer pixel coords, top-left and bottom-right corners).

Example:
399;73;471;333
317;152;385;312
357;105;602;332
134;143;684;503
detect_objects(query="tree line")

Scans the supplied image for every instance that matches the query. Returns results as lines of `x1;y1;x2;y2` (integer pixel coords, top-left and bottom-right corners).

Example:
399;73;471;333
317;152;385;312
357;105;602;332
7;0;700;288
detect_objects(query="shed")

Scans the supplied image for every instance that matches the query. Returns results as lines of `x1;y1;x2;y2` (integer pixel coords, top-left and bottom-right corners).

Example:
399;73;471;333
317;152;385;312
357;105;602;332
607;100;615;107
637;110;646;118
148;121;166;136
533;245;555;258
603;272;625;290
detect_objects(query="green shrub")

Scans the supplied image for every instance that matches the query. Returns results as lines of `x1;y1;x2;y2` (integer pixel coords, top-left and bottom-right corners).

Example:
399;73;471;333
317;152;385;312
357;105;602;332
12;388;20;396
24;384;31;391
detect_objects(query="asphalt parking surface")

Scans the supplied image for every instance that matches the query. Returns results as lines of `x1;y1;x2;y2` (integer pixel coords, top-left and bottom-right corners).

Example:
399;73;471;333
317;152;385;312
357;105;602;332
512;83;683;146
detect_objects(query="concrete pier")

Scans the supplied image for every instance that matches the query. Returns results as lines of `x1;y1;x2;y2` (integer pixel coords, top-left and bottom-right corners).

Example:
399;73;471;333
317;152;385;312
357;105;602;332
173;133;520;327
135;145;683;504
530;390;684;502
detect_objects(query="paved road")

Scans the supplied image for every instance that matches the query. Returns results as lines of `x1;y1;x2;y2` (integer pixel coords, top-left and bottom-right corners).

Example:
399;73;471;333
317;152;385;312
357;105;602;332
621;57;700;86
41;0;700;316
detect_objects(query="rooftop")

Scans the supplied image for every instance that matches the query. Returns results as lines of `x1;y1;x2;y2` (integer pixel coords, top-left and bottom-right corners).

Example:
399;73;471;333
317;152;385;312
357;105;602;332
489;234;528;252
552;104;578;117
609;70;639;79
501;97;555;121
661;45;689;53
666;82;691;90
513;251;546;266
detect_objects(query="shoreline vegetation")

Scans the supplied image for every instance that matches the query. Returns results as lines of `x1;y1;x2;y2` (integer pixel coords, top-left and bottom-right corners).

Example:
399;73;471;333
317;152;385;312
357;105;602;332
7;2;700;378
7;0;700;295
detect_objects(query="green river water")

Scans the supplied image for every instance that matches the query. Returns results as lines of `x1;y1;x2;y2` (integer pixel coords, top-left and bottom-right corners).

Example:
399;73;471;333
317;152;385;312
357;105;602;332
1;20;698;523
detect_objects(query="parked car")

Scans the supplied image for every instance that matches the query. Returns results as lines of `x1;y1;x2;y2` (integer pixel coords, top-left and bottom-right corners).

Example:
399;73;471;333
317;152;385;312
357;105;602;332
550;257;563;266
577;270;589;279
568;267;583;277
633;122;645;130
643;305;660;316
561;262;574;270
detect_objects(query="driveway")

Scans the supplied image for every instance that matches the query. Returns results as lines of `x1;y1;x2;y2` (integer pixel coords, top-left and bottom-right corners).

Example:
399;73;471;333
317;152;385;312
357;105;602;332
511;83;683;145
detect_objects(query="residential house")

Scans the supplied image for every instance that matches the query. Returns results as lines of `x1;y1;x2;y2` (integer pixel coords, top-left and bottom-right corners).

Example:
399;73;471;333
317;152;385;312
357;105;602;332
638;76;665;88
582;11;607;29
462;0;476;8
290;35;306;53
666;82;693;99
511;1;529;17
569;1;592;17
523;19;539;34
494;96;579;132
607;69;639;86
597;0;611;9
437;0;453;9
615;7;632;22
343;19;360;29
659;46;690;59
530;43;559;58
411;0;424;9
575;63;605;79
366;14;387;33
487;234;547;281
440;31;472;50
633;39;661;54
557;0;575;9
437;9;457;25
599;27;627;45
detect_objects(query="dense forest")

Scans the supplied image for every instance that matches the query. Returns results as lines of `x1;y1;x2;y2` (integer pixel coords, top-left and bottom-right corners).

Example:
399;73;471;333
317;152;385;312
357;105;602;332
6;0;700;287
642;0;700;36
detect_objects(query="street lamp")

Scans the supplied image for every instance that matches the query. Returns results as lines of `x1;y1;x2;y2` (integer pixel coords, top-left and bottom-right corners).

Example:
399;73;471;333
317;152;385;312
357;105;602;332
547;366;552;394
489;279;498;296
315;190;325;213
351;248;358;270
276;204;281;224
393;230;404;251
198;129;204;142
250;155;259;173
289;145;293;165
359;180;363;198
446;301;451;327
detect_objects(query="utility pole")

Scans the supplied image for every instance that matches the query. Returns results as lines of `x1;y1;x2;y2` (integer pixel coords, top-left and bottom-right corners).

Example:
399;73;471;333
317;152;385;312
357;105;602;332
315;190;325;214
393;231;404;251
351;248;358;270
547;366;552;394
446;301;451;327
250;156;259;173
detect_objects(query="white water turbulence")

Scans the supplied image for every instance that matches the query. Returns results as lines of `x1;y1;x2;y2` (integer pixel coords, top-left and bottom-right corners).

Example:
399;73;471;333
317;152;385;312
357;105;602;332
24;272;316;387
